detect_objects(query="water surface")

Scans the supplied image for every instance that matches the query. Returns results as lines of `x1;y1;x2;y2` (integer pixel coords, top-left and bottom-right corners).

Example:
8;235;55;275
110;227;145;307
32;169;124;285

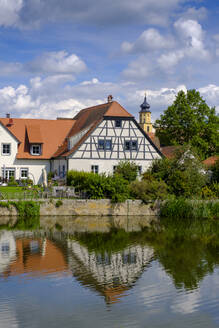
0;216;219;328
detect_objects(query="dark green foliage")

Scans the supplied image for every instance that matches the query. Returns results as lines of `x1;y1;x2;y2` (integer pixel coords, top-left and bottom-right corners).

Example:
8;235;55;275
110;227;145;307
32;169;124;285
55;222;63;230
130;178;168;203
12;201;40;229
149;149;207;197
73;229;140;255
67;170;130;202
8;177;18;187
160;198;219;220
211;159;219;183
0;201;10;208
155;89;219;158
55;200;63;208
114;161;138;182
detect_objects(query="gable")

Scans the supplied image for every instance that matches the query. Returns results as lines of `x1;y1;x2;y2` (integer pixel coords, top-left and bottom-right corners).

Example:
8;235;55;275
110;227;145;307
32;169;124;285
68;117;162;160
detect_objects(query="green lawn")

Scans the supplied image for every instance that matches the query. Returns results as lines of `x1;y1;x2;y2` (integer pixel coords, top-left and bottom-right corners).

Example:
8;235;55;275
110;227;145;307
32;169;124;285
0;186;39;199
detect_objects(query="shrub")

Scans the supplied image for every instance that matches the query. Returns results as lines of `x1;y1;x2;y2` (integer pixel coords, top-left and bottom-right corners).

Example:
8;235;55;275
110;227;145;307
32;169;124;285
114;161;138;182
8;177;18;187
67;170;130;202
130;179;168;203
211;159;219;183
149;150;207;197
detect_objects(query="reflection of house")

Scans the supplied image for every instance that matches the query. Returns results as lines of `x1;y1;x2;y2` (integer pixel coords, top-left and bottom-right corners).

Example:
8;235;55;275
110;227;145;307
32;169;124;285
0;231;16;274
0;234;68;278
67;239;154;303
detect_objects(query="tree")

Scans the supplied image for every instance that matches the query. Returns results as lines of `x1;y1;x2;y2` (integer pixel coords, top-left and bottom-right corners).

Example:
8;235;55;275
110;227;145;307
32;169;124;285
154;89;219;159
149;148;207;197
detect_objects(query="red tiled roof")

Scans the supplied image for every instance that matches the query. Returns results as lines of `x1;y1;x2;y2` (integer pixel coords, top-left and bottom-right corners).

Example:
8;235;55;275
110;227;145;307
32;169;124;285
54;101;133;158
203;155;219;167
161;145;180;159
0;118;75;159
26;125;43;143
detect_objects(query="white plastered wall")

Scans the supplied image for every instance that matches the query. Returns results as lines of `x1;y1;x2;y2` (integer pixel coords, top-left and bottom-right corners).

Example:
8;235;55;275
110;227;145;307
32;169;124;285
0;123;50;184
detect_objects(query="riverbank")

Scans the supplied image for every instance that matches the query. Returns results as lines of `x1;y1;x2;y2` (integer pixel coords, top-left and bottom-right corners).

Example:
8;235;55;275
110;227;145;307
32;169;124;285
0;199;160;217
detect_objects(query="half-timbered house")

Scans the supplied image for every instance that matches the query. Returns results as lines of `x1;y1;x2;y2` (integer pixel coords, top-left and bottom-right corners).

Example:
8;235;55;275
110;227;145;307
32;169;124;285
52;99;162;175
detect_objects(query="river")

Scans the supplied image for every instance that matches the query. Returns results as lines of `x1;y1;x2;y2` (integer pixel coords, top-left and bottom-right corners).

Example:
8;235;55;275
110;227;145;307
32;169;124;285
0;215;219;327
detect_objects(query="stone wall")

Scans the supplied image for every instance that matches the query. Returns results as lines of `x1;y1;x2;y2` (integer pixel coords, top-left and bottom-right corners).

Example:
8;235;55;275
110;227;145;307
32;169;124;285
0;199;159;217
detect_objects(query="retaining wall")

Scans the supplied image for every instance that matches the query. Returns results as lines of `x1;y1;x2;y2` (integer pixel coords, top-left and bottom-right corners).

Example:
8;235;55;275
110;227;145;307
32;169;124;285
0;199;160;217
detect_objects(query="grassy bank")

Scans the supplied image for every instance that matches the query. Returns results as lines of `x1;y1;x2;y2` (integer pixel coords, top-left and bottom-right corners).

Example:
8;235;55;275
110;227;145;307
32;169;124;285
160;198;219;220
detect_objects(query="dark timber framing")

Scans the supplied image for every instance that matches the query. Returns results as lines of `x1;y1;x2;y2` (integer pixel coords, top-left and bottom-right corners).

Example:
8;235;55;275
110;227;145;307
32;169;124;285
68;116;163;161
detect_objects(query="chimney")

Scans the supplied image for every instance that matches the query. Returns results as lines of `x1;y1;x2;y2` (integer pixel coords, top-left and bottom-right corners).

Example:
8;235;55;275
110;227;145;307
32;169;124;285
6;113;10;118
107;95;113;103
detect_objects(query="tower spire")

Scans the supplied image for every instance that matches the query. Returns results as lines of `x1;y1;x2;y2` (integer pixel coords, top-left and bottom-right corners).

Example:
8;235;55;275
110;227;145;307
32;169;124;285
140;93;150;113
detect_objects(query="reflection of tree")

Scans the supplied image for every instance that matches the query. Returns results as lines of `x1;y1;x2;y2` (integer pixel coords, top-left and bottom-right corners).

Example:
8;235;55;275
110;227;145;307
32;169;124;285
144;218;219;290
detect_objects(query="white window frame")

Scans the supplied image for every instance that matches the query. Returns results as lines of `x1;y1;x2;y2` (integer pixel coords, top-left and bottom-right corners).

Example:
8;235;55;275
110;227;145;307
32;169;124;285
1;168;15;180
1;143;11;156
20;168;28;179
91;165;99;174
30;144;41;156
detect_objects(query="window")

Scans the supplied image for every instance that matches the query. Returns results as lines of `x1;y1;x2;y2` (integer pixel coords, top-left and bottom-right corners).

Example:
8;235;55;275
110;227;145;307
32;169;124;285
137;166;142;175
147;126;150;132
1;168;15;180
20;168;28;179
91;165;99;174
115;119;122;128
98;139;112;150
98;139;105;150
2;143;11;155
30;144;41;155
124;140;138;151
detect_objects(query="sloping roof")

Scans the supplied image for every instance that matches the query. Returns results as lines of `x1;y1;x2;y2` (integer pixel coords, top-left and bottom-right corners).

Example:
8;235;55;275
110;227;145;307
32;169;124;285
26;125;43;143
147;132;160;149
0;117;75;159
203;155;219;167
68;101;133;138
54;101;133;158
161;145;180;159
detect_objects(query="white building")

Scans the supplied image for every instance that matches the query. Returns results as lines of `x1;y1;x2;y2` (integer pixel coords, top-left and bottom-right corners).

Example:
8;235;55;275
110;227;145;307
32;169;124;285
0;98;162;184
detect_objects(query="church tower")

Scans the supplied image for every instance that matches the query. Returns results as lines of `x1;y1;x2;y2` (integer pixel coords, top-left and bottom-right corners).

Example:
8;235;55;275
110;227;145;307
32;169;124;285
139;94;153;133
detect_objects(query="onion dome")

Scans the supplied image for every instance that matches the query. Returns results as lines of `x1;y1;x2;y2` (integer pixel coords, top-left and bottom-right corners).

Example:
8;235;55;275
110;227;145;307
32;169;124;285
139;95;150;113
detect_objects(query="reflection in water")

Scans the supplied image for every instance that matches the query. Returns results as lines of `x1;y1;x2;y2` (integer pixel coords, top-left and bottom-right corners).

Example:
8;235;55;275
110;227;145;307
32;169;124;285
0;216;219;327
67;239;154;303
0;232;68;278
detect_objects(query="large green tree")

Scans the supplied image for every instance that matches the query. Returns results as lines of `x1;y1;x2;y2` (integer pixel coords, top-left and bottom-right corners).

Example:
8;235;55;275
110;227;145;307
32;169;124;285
155;89;219;158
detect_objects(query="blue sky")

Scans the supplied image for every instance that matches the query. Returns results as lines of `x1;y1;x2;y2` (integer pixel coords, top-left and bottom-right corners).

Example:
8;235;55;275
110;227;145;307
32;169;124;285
0;0;218;121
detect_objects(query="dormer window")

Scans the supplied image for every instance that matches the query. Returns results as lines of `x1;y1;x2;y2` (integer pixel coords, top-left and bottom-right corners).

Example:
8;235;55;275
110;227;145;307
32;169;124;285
30;144;41;155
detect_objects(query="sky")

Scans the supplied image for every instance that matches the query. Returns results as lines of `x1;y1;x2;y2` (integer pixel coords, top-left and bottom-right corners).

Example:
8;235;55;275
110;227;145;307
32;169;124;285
0;0;219;122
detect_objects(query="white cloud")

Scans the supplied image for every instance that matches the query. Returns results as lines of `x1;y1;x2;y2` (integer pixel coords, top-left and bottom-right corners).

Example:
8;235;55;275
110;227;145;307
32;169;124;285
122;56;155;80
0;0;23;27
0;61;23;76
28;51;86;75
121;29;174;54
198;84;219;113
174;19;209;60
178;6;208;21
158;50;184;70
